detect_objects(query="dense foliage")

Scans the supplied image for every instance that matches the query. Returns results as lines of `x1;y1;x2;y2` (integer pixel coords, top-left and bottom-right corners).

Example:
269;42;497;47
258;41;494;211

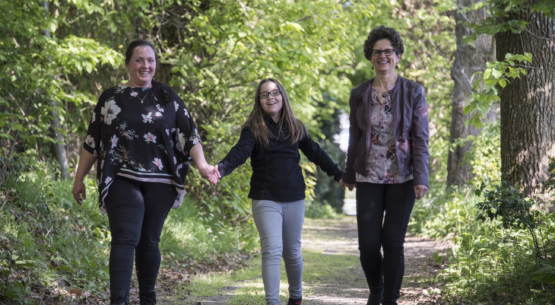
2;0;553;303
410;122;555;303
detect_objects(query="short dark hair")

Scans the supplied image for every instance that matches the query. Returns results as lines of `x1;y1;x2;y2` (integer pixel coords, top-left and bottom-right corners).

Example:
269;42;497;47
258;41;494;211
125;40;158;66
363;26;404;61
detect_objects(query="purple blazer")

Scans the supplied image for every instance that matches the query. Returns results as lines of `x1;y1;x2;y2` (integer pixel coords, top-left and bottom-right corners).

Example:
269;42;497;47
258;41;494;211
344;76;430;187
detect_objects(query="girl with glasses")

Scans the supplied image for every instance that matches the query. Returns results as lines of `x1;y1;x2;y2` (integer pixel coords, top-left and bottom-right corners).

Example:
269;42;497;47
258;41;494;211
213;78;345;305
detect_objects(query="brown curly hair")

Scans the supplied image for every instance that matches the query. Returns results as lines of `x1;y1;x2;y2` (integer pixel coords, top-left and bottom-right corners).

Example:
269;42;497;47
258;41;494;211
363;26;404;61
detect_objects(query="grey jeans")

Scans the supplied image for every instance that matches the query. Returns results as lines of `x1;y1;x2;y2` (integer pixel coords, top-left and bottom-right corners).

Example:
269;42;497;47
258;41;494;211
252;199;305;305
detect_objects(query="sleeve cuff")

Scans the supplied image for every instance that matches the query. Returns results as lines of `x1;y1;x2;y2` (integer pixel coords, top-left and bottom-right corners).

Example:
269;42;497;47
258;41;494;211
217;162;227;178
342;172;356;184
413;178;429;188
82;143;97;157
334;171;344;182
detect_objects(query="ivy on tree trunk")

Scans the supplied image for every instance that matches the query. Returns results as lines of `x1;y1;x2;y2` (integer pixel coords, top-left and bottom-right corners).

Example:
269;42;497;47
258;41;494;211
447;0;496;188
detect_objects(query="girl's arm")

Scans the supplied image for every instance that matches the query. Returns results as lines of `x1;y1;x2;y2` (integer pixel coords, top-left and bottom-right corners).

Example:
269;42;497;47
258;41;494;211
216;127;256;179
298;131;343;182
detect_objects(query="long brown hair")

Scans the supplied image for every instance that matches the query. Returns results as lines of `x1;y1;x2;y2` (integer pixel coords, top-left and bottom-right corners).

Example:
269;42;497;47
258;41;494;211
244;78;306;147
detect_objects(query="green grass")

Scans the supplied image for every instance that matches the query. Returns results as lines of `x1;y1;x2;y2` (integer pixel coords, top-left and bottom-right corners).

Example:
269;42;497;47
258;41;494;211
181;218;363;304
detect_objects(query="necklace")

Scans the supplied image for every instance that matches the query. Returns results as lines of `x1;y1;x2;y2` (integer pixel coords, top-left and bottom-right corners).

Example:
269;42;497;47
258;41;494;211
131;87;151;103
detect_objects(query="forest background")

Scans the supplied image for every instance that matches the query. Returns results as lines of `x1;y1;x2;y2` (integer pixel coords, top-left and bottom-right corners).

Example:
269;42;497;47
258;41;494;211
1;0;554;304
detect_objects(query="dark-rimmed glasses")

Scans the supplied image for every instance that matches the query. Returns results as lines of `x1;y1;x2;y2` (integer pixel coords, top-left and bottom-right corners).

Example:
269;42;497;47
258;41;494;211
260;89;281;99
372;49;397;57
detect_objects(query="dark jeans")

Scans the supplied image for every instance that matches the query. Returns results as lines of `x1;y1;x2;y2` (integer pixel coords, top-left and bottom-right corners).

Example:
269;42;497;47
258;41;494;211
105;177;177;293
356;180;415;305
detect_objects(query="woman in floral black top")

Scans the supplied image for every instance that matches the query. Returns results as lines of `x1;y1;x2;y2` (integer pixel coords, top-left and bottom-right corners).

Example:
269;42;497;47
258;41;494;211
71;40;218;305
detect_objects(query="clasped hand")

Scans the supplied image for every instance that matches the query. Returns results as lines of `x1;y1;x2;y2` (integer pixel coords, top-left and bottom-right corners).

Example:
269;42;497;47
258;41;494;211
339;179;355;191
198;164;221;185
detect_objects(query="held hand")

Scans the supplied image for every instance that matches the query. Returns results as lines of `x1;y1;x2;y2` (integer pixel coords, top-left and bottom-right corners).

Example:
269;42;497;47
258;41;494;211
414;185;429;200
72;180;86;205
199;164;220;185
339;179;355;191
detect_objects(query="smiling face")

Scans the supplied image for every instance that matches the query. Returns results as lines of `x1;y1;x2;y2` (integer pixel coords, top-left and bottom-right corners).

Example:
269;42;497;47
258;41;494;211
259;81;283;122
126;46;156;87
370;39;401;73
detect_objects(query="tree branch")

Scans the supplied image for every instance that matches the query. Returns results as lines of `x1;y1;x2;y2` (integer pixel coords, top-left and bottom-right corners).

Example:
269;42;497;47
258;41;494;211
516;25;555;42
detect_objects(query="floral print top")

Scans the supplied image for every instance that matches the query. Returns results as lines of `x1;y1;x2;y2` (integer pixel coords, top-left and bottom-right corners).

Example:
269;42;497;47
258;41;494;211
83;83;201;213
356;83;413;184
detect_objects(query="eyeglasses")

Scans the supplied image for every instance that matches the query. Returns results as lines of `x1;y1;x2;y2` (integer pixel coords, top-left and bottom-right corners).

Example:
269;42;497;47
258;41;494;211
372;49;397;57
260;89;281;99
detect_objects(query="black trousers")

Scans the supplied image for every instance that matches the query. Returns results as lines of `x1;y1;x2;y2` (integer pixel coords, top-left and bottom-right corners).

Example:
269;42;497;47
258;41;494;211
105;177;176;293
356;180;415;305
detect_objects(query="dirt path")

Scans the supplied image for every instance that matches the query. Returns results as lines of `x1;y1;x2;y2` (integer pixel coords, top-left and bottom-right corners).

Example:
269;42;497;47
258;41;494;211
180;217;451;305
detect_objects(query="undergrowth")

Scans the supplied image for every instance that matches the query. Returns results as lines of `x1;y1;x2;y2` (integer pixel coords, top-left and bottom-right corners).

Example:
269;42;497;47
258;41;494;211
410;122;555;304
0;160;258;304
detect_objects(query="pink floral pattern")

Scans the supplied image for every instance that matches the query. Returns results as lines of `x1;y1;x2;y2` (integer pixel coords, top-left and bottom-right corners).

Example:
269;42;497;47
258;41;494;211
356;84;412;184
144;132;156;143
100;98;121;125
111;135;118;148
152;158;164;170
142;112;153;123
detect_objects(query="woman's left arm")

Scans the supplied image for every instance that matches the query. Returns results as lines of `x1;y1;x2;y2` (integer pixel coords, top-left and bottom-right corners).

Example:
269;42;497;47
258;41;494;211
173;91;219;185
189;143;219;185
298;131;343;182
411;85;430;199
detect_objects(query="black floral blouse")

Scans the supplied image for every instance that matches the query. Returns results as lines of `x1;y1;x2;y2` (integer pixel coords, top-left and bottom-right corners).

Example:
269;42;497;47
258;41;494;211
83;83;201;213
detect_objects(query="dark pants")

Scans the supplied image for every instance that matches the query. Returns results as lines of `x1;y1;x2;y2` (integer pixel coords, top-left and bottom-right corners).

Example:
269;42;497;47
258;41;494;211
356;180;415;305
105;177;176;293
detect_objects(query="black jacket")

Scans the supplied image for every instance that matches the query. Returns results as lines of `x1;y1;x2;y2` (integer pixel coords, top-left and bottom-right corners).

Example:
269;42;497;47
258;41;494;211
217;116;344;202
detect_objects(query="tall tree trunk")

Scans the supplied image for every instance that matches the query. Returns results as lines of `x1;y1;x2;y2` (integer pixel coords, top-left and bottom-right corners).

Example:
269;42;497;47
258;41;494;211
497;0;555;201
447;0;495;188
44;0;69;179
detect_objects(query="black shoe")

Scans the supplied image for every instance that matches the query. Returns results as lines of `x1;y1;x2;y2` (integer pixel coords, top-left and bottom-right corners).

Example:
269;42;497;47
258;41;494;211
139;289;157;305
110;290;129;305
287;296;302;305
367;290;383;305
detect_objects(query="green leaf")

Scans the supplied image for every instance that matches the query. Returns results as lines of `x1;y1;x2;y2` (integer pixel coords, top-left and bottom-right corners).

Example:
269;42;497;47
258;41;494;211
523;52;533;63
498;78;507;88
433;252;443;264
491;69;503;79
472;115;483;129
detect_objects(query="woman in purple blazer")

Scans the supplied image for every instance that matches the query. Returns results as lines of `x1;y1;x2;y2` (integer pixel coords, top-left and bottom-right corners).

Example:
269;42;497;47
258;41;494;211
341;26;430;305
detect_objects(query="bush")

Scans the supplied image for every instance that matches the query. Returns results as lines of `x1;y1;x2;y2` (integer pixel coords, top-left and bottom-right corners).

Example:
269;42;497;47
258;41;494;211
410;183;555;304
305;200;341;219
0;159;259;303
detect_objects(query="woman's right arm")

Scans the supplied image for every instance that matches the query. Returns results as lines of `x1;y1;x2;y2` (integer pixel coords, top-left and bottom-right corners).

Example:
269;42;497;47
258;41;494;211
72;99;102;205
216;127;256;179
72;148;97;205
